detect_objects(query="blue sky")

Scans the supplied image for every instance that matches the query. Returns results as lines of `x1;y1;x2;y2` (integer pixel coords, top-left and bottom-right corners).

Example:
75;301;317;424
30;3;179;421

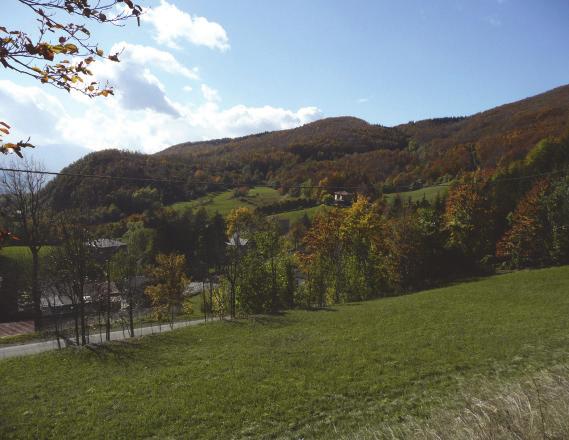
185;0;569;123
1;0;568;168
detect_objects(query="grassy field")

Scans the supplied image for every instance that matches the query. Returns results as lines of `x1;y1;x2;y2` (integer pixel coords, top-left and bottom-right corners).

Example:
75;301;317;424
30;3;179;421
384;184;449;204
271;204;327;223
2;266;569;438
0;245;53;261
0;245;54;272
171;186;290;216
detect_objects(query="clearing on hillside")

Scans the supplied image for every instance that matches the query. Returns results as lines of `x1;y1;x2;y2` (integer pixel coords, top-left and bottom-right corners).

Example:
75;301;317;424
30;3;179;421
170;186;293;216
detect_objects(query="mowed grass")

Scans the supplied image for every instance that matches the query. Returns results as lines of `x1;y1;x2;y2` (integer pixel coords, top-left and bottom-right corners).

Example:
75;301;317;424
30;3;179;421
384;184;449;204
3;267;569;438
171;186;290;216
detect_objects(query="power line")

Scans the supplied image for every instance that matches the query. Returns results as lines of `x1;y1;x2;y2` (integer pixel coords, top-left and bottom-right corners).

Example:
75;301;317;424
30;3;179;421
0;167;360;190
0;166;566;193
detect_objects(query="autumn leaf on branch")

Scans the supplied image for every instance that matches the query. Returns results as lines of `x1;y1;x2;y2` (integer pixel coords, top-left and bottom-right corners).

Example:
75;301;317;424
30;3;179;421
0;121;35;157
0;1;142;157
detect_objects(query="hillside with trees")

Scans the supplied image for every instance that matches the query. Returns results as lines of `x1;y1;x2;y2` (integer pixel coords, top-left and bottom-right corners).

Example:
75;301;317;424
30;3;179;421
44;84;569;213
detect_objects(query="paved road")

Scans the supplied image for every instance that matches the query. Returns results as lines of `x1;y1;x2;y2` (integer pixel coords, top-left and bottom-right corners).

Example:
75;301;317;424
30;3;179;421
0;317;222;360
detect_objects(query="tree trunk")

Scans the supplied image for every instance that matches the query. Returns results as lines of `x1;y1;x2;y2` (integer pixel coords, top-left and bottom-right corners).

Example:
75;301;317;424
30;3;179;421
73;305;80;346
128;293;134;338
79;294;86;346
106;262;111;341
30;249;42;331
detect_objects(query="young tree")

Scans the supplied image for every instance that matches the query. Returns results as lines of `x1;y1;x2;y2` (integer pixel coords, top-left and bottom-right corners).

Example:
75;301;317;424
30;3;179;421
111;249;140;338
225;207;260;318
112;220;155;336
233;218;294;314
45;217;99;345
255;220;283;312
145;253;189;328
299;208;345;306
2;158;49;330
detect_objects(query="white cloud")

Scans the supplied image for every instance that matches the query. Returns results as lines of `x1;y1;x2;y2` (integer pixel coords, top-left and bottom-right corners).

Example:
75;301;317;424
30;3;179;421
86;42;200;115
0;79;322;156
0;80;67;144
183;85;193;92
201;84;221;102
357;97;370;104
143;0;230;51
107;42;199;80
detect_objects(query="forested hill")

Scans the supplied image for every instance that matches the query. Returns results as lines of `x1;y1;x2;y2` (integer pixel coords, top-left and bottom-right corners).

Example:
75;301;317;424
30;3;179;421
159;116;408;160
46;84;569;210
397;84;569;171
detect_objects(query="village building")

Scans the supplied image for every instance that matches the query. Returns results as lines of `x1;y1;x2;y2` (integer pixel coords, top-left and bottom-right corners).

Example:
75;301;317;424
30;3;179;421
333;191;354;205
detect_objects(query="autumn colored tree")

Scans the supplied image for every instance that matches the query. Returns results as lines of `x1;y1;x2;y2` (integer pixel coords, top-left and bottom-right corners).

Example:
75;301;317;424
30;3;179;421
299;207;345;305
497;175;569;269
145;253;189;328
0;0;141;157
339;195;386;300
384;206;450;292
443;171;495;269
496;179;550;268
226;207;261;239
224;207;260;317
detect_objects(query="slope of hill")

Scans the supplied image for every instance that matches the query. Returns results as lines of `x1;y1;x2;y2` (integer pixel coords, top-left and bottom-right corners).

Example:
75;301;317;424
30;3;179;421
398;84;569;175
46;84;569;211
2;266;569;438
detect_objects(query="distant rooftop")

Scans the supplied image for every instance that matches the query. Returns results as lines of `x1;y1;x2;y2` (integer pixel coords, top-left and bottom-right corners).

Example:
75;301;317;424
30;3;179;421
87;239;126;249
226;233;248;247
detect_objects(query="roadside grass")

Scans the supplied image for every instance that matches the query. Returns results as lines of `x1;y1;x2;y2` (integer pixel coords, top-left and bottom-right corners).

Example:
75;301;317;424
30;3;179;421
170;186;291;216
384;184;449;204
2;266;569;438
0;333;41;346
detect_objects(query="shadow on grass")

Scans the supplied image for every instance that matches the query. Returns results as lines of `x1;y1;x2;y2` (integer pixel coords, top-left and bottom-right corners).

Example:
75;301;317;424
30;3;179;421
246;314;295;328
73;340;145;364
306;307;338;312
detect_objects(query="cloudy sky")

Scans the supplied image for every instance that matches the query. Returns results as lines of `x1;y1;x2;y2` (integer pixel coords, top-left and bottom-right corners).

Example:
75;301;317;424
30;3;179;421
1;0;569;169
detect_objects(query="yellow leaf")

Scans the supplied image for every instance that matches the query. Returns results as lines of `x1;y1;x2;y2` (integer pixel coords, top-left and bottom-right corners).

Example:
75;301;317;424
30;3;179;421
65;43;78;54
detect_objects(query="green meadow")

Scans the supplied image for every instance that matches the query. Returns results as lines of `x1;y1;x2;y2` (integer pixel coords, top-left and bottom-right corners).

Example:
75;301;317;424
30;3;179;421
384;184;449;204
2;266;569;438
171;186;288;216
